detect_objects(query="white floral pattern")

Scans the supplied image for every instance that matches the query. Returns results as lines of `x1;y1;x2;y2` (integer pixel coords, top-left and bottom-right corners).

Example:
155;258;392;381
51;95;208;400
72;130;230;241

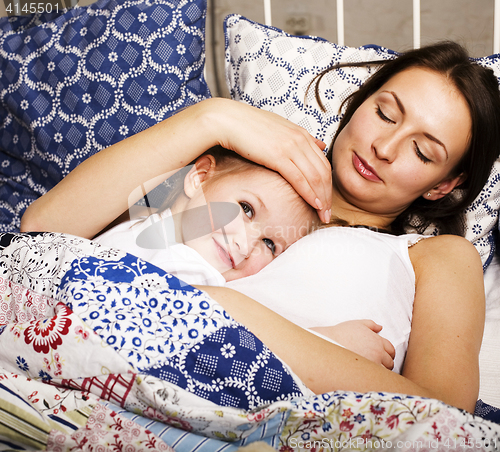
0;231;498;450
0;0;210;232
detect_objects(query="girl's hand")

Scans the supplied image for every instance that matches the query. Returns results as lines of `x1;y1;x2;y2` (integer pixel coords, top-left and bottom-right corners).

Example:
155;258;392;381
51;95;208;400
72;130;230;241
201;98;332;223
311;320;396;370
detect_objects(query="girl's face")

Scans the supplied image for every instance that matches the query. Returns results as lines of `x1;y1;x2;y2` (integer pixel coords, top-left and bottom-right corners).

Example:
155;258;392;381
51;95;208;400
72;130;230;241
181;167;316;282
331;67;472;218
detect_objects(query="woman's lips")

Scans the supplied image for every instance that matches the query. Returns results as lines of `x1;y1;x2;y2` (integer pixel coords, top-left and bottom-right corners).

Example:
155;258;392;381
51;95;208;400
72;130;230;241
353;153;382;182
213;238;234;268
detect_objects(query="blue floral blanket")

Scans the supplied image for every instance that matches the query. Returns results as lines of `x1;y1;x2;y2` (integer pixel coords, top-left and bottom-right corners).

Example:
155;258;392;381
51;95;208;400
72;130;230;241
0;231;499;451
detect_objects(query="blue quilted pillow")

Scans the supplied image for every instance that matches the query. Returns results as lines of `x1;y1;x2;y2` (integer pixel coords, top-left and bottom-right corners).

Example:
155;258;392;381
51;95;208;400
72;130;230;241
0;0;210;232
224;14;500;270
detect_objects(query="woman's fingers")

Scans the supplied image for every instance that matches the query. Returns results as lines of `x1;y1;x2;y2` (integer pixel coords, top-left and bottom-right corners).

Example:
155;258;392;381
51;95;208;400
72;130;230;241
253;129;332;222
269;127;332;223
314;138;328;151
276;143;332;223
208;99;332;222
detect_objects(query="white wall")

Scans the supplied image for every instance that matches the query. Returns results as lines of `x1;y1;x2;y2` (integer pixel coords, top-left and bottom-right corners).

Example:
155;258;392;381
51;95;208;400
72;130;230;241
0;0;494;97
206;0;495;96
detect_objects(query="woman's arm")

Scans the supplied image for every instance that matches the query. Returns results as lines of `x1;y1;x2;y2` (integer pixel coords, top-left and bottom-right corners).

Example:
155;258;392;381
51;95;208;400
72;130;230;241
198;284;435;400
404;234;485;413
20;98;331;237
198;235;484;413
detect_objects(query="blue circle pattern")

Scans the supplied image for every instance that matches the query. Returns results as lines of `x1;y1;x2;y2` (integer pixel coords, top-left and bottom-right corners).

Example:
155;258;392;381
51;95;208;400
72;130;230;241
55;247;305;409
58;251;230;370
145;324;304;410
0;0;210;231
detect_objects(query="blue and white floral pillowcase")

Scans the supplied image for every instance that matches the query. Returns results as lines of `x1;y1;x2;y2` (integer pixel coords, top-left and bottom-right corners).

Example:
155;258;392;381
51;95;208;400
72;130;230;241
0;0;210;232
224;14;500;270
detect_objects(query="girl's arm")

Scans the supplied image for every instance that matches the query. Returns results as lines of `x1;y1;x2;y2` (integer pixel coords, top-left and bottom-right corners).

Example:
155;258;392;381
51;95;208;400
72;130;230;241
198;235;484;413
311;320;396;370
20;98;331;237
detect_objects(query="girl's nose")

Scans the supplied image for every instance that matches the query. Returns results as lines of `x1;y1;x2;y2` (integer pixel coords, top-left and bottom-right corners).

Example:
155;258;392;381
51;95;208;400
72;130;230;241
234;230;250;259
235;241;249;258
236;220;264;259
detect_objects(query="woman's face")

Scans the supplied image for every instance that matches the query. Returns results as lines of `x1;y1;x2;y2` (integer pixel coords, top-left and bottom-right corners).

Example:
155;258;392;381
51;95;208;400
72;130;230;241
331;67;472;218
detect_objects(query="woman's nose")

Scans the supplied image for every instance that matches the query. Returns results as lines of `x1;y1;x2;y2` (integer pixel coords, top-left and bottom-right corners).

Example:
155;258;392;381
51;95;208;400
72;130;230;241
373;133;399;163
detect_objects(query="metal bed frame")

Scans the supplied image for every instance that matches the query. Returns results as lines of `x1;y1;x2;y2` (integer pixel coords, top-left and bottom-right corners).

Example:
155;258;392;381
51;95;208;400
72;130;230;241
262;0;500;54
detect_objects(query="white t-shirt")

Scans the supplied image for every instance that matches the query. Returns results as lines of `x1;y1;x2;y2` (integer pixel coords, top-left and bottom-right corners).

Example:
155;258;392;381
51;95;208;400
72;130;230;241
93;209;225;287
227;226;425;373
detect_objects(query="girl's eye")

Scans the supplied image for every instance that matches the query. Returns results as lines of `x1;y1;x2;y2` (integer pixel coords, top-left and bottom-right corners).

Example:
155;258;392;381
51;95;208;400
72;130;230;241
239;202;254;219
414;141;431;164
263;238;276;255
376;106;395;124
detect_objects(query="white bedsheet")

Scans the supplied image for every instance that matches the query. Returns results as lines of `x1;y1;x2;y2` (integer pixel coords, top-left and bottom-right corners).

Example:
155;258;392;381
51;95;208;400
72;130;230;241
479;252;500;408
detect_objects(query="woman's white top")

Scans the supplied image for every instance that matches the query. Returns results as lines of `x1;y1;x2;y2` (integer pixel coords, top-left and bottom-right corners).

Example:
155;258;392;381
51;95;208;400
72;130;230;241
93;209;225;287
227;226;425;373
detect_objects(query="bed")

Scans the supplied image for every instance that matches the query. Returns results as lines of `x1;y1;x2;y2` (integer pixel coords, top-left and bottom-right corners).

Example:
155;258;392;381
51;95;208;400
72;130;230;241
0;0;499;450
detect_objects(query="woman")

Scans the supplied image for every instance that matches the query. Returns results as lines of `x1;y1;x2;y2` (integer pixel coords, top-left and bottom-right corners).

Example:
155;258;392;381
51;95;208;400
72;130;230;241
20;42;500;413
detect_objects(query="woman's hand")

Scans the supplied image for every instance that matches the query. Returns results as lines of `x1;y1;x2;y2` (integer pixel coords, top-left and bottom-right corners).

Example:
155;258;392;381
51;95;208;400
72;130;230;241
201;98;332;223
21;97;332;238
311;320;396;370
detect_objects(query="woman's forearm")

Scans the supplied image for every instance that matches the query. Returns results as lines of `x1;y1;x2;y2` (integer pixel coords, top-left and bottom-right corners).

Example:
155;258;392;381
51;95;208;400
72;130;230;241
197;285;438;403
21;97;331;237
197;236;484;414
20;99;224;238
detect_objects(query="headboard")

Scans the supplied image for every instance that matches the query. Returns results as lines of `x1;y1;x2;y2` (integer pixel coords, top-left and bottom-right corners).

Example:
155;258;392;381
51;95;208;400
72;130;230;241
257;0;500;52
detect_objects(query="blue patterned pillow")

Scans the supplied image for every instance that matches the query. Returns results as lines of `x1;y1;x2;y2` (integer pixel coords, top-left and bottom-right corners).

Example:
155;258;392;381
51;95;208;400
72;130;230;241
0;0;210;232
224;14;500;269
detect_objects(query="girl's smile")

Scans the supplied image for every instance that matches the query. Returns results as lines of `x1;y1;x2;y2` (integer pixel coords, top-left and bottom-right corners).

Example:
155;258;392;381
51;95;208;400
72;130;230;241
177;164;317;281
213;236;235;269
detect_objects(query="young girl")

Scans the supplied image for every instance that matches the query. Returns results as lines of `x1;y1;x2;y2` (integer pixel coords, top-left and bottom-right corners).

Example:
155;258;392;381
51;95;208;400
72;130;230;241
93;145;319;286
27;144;397;369
24;41;495;410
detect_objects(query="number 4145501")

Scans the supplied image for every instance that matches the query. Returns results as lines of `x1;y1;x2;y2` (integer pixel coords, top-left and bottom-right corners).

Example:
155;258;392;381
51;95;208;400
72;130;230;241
5;3;59;14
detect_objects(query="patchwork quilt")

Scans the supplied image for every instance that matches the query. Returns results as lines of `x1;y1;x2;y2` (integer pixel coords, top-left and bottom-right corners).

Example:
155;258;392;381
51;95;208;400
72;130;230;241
1;231;499;451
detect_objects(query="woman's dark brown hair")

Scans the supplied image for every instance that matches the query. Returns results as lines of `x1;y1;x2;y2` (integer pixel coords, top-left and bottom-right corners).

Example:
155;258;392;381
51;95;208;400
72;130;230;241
313;42;500;236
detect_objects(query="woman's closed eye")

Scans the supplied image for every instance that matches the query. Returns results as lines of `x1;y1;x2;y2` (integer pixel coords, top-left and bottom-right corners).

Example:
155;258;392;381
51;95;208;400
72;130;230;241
376;106;395;124
414;141;431;164
239;201;254;219
376;105;432;164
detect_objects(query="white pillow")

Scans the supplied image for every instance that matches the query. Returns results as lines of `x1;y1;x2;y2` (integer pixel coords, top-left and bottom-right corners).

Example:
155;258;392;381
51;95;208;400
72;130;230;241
224;14;395;149
224;14;500;269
